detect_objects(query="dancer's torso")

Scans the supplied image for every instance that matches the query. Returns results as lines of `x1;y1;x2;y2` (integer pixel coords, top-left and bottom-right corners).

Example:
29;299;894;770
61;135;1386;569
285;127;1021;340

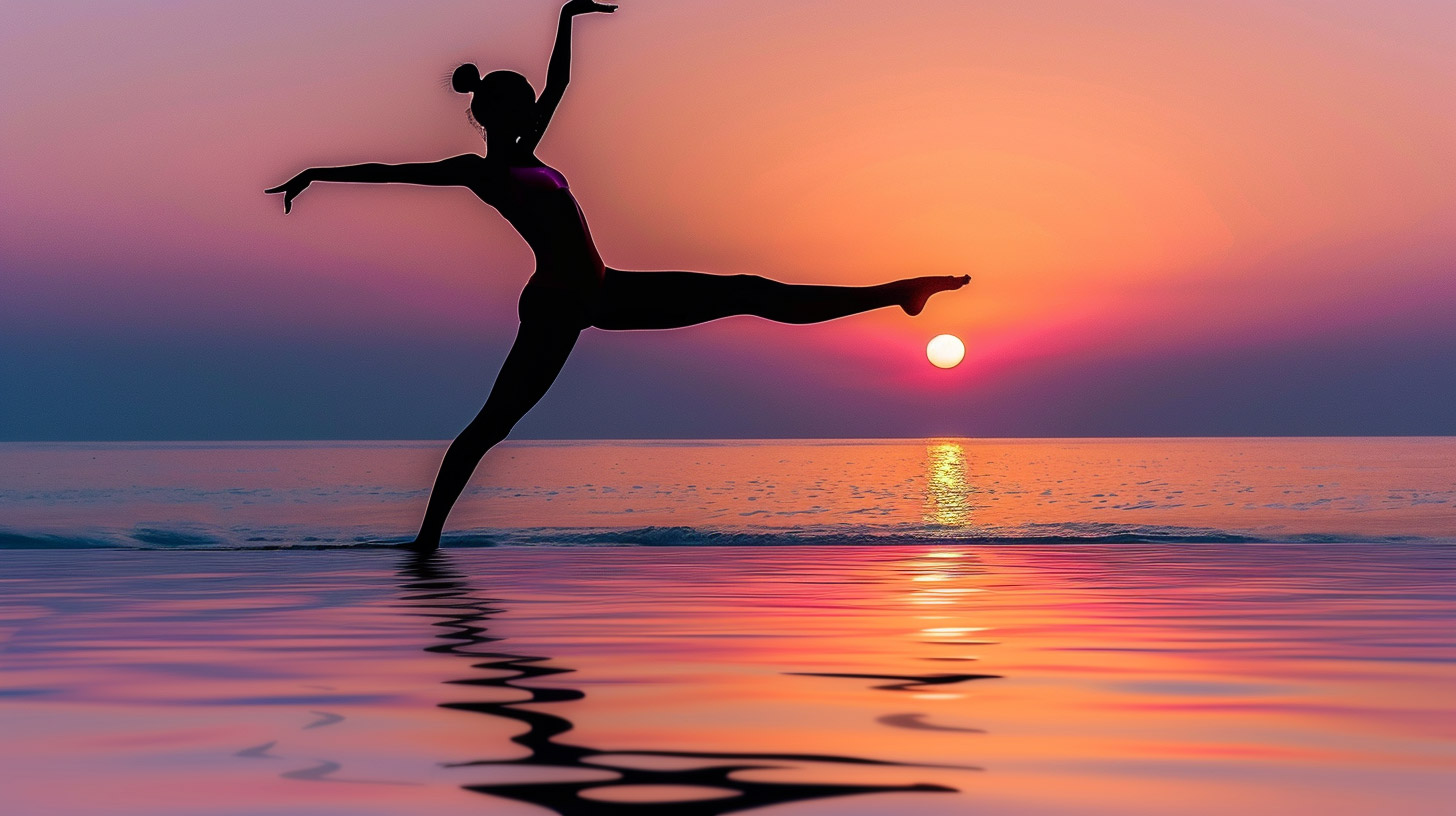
474;159;605;292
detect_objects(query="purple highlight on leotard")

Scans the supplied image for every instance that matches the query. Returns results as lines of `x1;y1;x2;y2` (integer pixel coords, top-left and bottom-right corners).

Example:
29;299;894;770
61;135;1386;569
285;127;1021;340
509;165;570;190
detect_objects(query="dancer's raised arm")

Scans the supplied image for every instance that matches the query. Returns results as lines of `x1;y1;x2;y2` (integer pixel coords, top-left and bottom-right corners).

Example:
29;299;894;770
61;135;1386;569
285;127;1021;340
522;0;617;153
264;154;480;213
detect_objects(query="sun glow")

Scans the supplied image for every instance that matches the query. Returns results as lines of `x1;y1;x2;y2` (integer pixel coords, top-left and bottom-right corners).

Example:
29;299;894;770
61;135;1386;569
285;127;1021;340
927;335;966;369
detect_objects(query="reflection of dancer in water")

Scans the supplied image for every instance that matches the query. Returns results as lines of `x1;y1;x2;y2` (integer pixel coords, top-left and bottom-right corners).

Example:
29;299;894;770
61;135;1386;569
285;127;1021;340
397;551;956;814
268;1;971;550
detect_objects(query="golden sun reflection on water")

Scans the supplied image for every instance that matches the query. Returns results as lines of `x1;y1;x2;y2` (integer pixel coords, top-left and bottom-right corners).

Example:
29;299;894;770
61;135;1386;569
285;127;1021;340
924;442;971;527
897;547;995;657
886;551;997;724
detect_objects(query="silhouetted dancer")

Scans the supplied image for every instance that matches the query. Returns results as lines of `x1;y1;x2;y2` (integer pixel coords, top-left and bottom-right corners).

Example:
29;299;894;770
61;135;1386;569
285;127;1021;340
267;1;971;551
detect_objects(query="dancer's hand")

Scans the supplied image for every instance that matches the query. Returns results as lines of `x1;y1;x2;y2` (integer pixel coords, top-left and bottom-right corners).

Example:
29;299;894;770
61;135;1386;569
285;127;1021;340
563;0;617;17
264;171;312;214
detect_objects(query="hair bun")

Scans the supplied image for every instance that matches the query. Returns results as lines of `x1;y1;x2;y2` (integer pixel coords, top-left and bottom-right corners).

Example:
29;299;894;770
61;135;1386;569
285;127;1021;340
451;63;482;94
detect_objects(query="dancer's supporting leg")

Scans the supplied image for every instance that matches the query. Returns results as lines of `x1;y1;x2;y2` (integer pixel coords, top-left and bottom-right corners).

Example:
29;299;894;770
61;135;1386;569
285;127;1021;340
408;321;580;550
590;270;969;330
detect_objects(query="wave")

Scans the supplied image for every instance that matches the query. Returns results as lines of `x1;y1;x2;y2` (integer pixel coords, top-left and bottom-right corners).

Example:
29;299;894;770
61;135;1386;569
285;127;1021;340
0;523;1447;551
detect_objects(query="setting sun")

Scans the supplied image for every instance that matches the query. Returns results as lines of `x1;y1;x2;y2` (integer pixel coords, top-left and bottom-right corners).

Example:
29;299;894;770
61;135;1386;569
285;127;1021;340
927;334;966;369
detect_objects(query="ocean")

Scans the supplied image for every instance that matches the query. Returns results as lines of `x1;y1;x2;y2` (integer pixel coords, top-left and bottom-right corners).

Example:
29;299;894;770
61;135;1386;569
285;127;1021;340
3;438;1453;548
2;439;1453;815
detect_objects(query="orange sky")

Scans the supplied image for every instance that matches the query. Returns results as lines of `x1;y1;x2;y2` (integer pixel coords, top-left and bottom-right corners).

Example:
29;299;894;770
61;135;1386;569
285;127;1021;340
2;0;1453;438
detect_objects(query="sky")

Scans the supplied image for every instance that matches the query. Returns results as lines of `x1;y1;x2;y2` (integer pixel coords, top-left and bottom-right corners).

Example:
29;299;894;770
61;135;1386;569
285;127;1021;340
2;0;1453;440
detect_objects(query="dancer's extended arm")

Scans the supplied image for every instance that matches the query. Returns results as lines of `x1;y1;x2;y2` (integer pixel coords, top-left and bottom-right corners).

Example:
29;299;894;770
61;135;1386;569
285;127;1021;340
521;0;617;153
265;155;477;213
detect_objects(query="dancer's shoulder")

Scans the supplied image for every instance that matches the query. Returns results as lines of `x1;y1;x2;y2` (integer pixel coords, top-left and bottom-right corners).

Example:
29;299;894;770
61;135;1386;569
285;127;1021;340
436;153;496;189
449;154;514;204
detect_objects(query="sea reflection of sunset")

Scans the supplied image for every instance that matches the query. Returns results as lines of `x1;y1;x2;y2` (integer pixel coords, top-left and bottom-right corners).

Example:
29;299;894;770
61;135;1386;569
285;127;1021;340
3;539;1453;815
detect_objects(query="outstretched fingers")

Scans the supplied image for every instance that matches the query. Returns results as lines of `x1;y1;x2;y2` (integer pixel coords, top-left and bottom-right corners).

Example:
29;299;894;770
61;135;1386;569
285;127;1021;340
263;185;296;213
265;172;312;213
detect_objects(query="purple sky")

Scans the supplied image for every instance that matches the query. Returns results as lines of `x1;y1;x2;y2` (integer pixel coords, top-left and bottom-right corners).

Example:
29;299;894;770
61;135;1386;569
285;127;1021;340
2;1;1453;439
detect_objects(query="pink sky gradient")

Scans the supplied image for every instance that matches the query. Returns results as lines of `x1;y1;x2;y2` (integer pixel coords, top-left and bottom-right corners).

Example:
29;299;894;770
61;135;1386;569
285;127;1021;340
2;0;1453;438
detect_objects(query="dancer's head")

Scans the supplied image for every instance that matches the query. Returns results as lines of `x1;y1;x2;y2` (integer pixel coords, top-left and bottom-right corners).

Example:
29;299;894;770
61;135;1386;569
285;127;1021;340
452;63;536;141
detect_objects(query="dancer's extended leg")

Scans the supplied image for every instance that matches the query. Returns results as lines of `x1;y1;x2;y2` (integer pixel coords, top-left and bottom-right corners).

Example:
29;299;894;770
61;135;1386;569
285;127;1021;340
591;270;969;330
408;322;580;550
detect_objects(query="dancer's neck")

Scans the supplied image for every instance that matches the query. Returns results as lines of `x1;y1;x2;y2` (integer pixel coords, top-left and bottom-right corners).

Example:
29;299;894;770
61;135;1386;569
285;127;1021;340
485;134;533;162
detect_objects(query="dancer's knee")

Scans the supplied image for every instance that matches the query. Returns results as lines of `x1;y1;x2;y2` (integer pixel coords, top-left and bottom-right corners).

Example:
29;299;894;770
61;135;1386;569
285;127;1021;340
728;274;787;309
729;273;777;293
452;418;508;457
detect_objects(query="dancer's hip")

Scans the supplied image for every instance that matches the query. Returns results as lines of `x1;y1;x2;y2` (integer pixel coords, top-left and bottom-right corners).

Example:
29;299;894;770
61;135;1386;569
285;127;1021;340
518;270;605;328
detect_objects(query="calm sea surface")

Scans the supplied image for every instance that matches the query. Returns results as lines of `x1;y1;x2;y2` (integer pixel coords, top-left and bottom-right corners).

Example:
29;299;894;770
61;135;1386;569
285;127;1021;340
2;438;1453;547
1;440;1453;815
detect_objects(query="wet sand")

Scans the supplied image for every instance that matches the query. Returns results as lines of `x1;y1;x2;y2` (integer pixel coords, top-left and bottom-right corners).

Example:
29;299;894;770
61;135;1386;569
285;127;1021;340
2;544;1453;815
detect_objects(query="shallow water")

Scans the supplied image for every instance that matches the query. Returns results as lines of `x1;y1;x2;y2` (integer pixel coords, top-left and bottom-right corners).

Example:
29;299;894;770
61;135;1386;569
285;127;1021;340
2;438;1453;547
2;545;1453;815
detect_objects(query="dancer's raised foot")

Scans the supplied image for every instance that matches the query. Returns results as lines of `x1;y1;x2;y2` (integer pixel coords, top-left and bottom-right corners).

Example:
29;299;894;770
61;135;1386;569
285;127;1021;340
900;275;971;316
